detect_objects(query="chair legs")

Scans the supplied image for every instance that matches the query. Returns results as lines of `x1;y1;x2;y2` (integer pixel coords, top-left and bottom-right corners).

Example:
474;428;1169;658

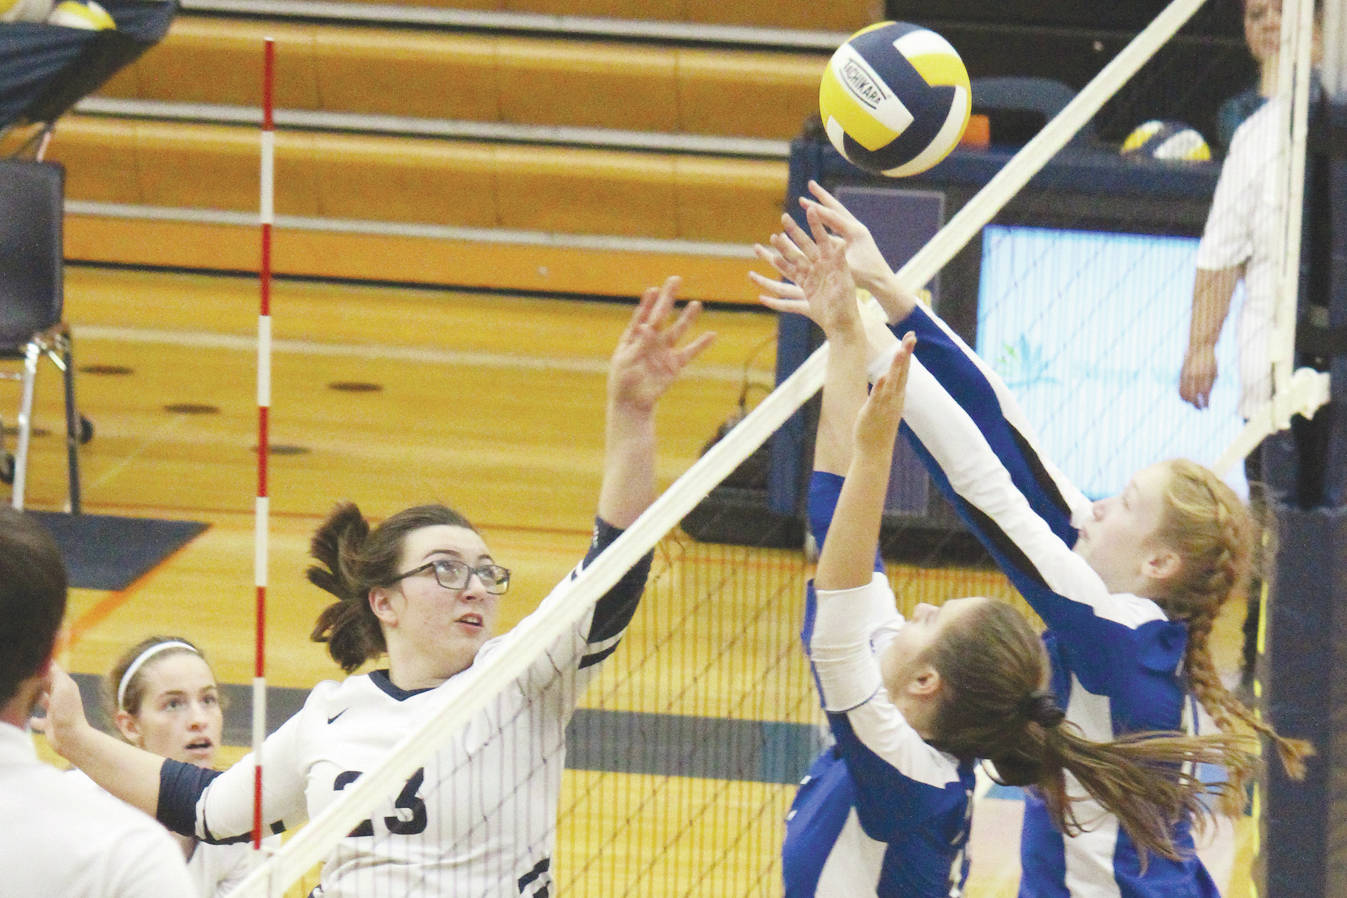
11;340;41;511
6;324;83;513
60;332;81;514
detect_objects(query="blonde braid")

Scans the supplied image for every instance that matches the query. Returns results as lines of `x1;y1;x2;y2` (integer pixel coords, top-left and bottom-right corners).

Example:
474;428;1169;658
1157;460;1314;793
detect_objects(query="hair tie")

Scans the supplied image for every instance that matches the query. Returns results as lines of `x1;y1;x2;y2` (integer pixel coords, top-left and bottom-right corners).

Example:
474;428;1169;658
1022;689;1065;728
117;640;198;709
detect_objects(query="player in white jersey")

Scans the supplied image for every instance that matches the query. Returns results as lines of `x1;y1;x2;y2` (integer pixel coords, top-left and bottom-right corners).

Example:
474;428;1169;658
38;277;714;898
95;636;271;896
1;507;196;898
761;184;1312;898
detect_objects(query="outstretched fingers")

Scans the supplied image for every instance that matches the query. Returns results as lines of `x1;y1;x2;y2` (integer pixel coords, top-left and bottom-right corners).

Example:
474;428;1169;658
872;332;917;408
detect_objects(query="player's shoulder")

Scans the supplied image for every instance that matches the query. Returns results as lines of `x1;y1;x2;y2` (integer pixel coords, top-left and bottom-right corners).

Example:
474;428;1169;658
1102;591;1169;629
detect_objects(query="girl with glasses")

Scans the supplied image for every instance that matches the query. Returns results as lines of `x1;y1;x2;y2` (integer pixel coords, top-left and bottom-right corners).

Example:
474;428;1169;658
38;277;713;897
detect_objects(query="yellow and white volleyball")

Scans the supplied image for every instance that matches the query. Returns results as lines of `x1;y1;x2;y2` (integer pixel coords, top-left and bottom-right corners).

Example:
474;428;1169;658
1;0;54;22
1120;120;1211;162
819;21;971;178
45;0;116;29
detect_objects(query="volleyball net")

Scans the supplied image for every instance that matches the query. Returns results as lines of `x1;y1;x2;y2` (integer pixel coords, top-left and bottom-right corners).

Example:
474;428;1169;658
226;1;1323;895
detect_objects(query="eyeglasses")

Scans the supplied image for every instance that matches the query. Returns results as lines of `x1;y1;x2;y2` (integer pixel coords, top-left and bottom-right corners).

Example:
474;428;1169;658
388;559;511;595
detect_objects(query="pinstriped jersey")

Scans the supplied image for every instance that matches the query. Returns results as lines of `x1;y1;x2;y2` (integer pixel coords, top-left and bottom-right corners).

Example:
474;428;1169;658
783;472;975;898
157;518;651;898
889;306;1216;898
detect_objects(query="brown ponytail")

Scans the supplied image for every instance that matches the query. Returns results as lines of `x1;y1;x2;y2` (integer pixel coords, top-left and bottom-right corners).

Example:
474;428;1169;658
308;502;477;672
1153;459;1314;794
916;599;1259;863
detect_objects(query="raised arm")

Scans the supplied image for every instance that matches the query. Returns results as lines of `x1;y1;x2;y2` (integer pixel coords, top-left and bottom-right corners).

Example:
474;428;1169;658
35;664;164;816
597;276;714;528
38;663;301;841
818;337;917;592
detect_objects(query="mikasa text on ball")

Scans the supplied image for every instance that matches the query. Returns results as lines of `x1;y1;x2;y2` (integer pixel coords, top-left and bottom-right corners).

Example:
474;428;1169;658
820;21;971;177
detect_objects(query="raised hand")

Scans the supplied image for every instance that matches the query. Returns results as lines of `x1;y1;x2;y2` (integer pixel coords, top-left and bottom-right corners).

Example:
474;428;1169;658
799;180;896;299
28;662;89;758
608;276;716;413
751;205;862;341
855;331;916;459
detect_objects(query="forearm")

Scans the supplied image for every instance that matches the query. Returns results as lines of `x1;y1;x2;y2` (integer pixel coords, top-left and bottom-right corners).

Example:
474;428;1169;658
1187;266;1241;352
815;451;893;591
815;323;870;476
596;400;656;529
61;724;163;817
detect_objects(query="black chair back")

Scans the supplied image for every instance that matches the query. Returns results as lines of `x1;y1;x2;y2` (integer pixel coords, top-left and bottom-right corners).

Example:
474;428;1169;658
0;158;64;348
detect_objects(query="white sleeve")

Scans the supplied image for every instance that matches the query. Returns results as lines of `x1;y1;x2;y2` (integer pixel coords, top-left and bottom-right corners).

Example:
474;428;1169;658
199;716;308;840
1195;111;1263;271
810;573;901;712
103;824;199;898
159;698;314;842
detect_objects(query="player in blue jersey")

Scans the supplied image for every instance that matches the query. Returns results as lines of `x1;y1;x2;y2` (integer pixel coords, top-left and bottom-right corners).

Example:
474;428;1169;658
757;184;1311;898
38;277;714;898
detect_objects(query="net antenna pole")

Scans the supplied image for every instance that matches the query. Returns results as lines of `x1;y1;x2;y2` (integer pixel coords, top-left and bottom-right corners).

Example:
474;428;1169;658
224;2;1212;894
252;35;275;854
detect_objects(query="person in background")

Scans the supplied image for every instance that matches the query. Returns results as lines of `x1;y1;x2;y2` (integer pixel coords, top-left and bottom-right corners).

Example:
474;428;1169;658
1181;0;1326;697
84;636;268;896
0;506;195;897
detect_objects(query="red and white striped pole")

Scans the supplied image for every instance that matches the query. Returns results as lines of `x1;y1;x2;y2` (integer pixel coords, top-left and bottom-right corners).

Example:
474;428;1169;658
252;35;274;852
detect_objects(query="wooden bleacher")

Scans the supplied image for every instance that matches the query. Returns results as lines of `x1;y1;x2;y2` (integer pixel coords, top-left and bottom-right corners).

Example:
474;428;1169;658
21;2;880;301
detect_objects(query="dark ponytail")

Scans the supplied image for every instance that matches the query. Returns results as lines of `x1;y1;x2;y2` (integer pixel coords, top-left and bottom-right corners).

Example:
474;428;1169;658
915;598;1256;864
308;502;477;672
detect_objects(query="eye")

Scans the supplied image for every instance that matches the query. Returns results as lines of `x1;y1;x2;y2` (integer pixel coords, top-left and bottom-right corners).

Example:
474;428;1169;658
202;693;219;706
164;697;183;711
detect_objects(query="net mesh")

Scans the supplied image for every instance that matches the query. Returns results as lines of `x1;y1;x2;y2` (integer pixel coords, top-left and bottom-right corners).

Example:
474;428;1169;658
226;0;1320;894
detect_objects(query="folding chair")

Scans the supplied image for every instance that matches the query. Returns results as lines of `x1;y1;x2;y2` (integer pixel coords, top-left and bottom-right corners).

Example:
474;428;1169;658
0;157;89;512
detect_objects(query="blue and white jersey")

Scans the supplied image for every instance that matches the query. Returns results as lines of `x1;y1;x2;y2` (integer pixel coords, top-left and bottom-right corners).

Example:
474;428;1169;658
156;518;651;898
887;306;1215;898
783;472;975;898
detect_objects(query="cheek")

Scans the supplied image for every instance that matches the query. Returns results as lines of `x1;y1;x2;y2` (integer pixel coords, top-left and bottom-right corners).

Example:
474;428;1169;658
136;713;178;751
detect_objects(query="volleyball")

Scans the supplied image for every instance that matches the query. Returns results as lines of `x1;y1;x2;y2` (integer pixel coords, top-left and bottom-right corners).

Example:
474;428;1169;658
0;0;53;22
1120;120;1211;162
819;21;971;178
45;0;115;28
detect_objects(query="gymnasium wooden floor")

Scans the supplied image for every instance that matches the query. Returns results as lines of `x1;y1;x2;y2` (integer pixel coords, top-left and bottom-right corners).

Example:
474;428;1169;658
18;263;1254;896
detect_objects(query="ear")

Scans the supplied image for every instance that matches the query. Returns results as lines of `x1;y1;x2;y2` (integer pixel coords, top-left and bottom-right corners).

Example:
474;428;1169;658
902;663;943;700
1143;546;1182;584
368;586;399;628
114;709;141;744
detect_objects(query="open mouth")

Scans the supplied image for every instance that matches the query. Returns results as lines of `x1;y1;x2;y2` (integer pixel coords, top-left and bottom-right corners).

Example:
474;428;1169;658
455;613;484;629
185;739;213;757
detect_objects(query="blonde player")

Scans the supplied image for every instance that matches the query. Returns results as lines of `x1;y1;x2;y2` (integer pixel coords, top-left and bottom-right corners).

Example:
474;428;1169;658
758;184;1310;897
80;637;270;896
38;277;713;897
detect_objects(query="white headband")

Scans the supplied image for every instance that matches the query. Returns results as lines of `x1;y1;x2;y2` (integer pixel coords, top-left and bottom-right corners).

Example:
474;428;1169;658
117;641;198;709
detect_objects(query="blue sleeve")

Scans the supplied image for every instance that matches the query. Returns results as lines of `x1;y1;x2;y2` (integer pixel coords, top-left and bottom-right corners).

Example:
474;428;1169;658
577;516;652;668
891;306;1176;696
158;760;286;845
807;470;883;574
896;306;1077;547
